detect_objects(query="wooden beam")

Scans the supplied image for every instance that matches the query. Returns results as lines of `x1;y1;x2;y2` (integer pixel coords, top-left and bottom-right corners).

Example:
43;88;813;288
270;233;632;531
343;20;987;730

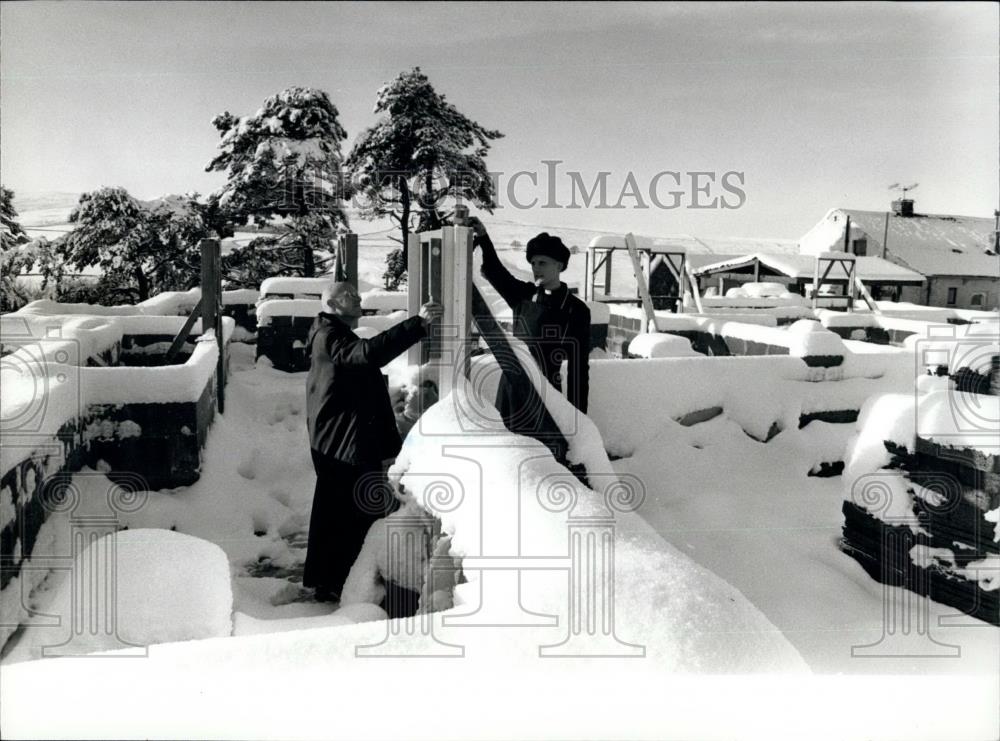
854;275;882;314
684;258;704;314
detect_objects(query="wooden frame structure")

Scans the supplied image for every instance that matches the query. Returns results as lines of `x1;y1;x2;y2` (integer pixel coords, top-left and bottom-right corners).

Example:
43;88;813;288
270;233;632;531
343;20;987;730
407;224;474;399
811;252;858;312
586;236;702;322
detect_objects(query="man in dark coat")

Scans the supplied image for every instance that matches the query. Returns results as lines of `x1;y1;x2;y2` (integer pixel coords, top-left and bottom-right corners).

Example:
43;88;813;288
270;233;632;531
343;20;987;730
468;217;591;437
303;281;441;600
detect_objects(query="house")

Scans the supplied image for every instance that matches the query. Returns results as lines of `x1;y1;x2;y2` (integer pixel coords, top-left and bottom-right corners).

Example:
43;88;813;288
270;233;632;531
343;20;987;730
799;200;999;309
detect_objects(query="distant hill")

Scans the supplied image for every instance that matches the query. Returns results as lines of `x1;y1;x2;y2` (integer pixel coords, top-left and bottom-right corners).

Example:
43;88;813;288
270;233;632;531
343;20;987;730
12;191;81;228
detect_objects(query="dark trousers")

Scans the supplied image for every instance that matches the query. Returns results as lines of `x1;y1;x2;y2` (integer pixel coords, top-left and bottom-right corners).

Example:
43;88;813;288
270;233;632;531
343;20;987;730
303;450;397;594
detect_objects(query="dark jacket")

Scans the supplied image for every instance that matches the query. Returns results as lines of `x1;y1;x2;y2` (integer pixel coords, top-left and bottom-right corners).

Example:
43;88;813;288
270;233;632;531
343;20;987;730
477;233;591;420
306;312;426;464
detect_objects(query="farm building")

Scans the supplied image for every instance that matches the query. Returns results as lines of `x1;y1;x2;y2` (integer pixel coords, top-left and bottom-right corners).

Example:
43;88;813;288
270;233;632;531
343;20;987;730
799;200;1000;310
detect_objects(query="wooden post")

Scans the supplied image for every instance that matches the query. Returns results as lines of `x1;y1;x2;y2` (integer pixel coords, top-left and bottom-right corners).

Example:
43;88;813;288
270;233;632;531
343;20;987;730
843;215;852;254
406;232;423;368
624;234;656;332
603;247;613;298
200;238;224;413
335;232;358;287
583;247;590;302
811;256;821;310
882;212;890;259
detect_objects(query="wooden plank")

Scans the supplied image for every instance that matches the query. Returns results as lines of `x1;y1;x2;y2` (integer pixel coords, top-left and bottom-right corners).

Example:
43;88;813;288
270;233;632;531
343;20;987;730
684;258;705;314
624;233;657;332
164;300;203;364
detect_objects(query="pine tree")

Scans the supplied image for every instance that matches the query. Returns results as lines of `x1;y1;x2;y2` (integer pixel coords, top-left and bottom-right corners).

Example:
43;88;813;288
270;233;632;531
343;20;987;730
346;67;504;272
206;87;349;278
1;186;27;251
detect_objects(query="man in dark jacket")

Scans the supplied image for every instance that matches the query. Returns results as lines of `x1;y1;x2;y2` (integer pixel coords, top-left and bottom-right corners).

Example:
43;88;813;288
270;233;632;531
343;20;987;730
303;281;441;600
467;217;591;436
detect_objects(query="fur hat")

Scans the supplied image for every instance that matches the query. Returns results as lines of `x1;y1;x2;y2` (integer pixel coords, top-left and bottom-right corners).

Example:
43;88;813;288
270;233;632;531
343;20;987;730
525;233;570;269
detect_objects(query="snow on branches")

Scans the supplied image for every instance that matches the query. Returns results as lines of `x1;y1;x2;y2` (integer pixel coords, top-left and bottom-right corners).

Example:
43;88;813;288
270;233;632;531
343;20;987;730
206;87;351;276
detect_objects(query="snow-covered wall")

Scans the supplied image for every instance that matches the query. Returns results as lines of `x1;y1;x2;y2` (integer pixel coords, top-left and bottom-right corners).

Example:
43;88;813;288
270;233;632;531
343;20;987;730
841;387;999;624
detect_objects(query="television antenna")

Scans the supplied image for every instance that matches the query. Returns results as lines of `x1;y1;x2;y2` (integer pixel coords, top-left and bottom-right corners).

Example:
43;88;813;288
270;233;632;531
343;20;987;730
888;182;919;198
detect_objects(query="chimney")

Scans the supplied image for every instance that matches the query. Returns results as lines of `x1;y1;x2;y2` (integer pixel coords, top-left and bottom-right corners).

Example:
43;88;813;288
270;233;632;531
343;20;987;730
891;198;914;217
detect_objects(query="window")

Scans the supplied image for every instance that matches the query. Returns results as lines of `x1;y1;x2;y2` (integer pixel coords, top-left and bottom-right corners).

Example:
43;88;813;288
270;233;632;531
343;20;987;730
852;238;867;256
946;287;957;305
970;293;985;307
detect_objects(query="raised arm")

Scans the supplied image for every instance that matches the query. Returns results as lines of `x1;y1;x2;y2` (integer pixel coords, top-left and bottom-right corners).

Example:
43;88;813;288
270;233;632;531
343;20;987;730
328;316;427;368
469;218;534;308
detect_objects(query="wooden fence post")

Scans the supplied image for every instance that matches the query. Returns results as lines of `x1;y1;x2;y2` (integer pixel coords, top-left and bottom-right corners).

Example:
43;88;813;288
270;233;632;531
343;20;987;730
200;238;224;413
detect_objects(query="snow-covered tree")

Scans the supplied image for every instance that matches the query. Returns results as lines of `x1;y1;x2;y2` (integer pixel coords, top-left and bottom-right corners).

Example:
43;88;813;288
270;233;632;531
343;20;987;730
1;186;27;251
346;68;504;265
59;188;208;302
1;187;34;311
206;87;349;277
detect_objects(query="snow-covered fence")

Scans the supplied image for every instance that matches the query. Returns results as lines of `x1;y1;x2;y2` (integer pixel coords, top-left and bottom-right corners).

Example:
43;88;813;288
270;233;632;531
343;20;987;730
816;307;1000;348
18;289;261;335
605;307;848;367
841;391;999;627
588;349;912;458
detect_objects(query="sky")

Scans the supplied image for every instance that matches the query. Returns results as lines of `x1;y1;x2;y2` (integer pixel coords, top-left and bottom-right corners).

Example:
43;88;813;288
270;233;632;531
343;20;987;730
1;1;997;240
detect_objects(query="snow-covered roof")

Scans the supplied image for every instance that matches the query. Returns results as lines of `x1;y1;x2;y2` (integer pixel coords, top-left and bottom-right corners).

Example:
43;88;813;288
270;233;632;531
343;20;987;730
813;208;999;277
693;252;925;284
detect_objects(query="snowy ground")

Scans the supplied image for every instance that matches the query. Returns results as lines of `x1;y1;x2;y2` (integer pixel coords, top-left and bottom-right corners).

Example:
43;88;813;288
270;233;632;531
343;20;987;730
1;343;380;663
615;413;999;675
3;340;996;674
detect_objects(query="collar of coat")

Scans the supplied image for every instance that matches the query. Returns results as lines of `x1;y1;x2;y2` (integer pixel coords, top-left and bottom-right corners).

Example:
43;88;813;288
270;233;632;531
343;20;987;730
317;312;357;332
532;282;571;310
309;312;356;347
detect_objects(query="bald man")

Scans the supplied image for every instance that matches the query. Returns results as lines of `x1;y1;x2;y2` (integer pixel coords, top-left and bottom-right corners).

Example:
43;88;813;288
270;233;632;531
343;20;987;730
304;281;442;601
